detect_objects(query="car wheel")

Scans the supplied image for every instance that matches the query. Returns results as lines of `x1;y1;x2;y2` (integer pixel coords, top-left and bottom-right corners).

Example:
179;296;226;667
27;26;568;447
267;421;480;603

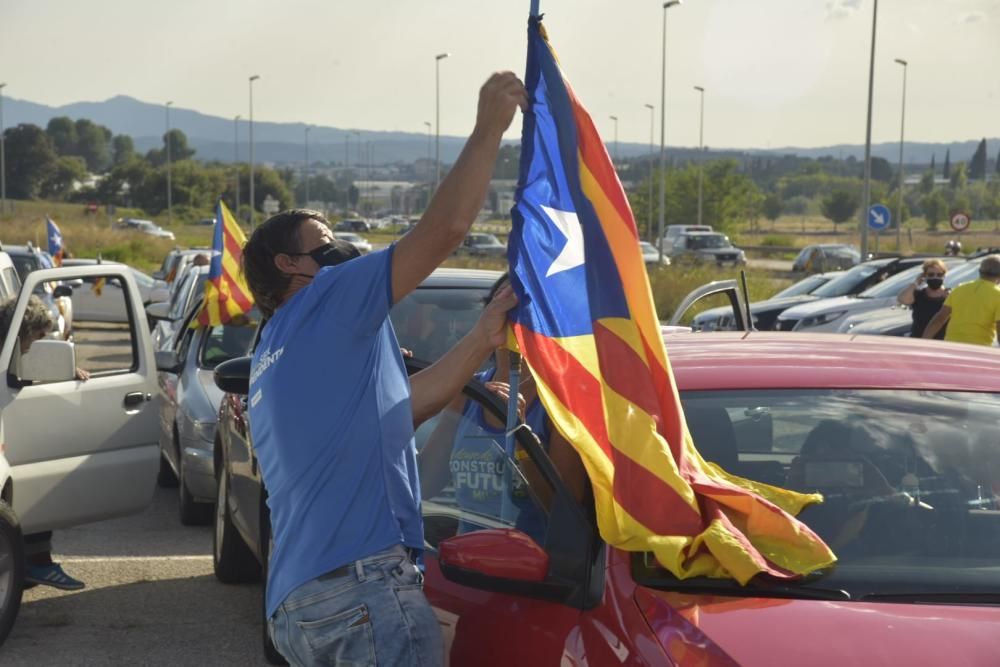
260;506;288;665
178;457;212;527
0;501;25;648
213;469;261;584
157;452;178;488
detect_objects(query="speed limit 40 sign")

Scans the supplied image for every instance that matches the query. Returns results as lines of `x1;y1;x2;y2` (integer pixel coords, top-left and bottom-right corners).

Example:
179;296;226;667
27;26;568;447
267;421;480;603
950;211;971;232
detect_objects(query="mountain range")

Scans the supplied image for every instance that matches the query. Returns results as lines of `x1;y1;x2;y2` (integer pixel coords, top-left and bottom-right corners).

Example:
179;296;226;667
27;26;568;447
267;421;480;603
4;94;996;168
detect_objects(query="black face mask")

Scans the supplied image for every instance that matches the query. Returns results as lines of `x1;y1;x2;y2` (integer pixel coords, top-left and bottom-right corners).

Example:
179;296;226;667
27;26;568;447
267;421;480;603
926;278;944;290
286;241;361;279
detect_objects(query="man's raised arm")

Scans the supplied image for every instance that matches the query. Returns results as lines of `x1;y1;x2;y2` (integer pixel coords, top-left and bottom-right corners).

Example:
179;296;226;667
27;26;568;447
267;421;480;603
391;72;527;304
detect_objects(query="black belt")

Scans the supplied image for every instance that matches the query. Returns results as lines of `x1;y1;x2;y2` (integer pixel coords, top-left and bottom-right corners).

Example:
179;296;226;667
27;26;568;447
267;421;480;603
318;547;419;581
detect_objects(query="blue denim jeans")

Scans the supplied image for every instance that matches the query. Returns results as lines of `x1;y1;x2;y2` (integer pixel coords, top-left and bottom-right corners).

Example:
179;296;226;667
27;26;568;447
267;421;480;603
268;544;443;666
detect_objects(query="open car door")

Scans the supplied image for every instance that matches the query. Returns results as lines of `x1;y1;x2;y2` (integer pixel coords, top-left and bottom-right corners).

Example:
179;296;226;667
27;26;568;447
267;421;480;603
0;265;160;533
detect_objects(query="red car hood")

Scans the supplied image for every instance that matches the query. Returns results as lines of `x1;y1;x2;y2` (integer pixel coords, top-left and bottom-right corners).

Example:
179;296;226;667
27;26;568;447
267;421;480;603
635;586;1000;667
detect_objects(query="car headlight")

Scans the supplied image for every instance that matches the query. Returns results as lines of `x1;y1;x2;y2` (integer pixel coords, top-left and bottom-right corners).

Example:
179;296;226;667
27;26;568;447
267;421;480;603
798;310;848;329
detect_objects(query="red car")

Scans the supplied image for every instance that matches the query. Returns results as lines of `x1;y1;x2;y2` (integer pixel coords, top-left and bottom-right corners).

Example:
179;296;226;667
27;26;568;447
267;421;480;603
420;333;1000;666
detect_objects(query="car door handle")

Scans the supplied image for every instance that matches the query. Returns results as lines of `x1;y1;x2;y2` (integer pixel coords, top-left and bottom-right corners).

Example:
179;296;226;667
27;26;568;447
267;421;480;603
124;392;151;407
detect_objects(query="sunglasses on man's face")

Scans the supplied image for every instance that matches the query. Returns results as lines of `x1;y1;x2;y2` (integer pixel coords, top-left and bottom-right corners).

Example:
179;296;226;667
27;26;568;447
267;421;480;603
925;273;945;278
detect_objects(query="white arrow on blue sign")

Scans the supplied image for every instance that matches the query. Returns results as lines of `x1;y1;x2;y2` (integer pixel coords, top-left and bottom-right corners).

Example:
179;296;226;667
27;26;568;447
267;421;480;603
868;203;891;231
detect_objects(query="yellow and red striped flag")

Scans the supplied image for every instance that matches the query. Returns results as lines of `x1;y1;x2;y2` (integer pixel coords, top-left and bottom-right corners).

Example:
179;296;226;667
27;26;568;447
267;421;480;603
508;18;835;584
194;200;254;327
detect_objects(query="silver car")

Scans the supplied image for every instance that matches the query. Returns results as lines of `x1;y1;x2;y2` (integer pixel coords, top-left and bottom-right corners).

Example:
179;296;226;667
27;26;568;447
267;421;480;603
155;302;260;524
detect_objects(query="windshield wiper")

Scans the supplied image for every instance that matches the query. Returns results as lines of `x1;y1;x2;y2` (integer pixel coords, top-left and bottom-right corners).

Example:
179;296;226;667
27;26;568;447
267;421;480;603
637;576;851;601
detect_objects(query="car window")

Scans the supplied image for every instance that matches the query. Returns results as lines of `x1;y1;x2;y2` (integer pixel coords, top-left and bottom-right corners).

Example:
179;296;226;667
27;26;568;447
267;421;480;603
944;260;982;288
773;274;829;299
389;287;490;363
686;234;729;250
417;387;553;550
200;309;261;369
10;255;40;283
811;263;882;297
646;388;1000;600
859;265;923;298
0;267;20;298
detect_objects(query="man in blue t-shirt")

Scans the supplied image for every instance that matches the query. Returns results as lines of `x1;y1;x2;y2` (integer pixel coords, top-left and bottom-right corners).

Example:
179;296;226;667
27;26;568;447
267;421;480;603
240;72;526;667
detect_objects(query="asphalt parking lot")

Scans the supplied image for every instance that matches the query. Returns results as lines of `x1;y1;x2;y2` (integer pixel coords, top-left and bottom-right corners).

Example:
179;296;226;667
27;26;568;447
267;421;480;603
3;488;271;666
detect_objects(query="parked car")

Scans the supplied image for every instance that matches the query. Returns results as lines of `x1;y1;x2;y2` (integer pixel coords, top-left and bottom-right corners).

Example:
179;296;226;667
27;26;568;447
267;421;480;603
146;265;210;350
792;244;861;273
456;233;507;258
837;256;989;336
211;267;500;663
668;231;746;266
118;218;176;241
778;258;963;333
4;244;73;340
660;223;712;252
153;248;212;282
332;232;373;254
693;271;842;332
774;257;942;331
155;301;260;525
0;262;160;644
213;325;1000;666
639;241;671;268
334;219;370;233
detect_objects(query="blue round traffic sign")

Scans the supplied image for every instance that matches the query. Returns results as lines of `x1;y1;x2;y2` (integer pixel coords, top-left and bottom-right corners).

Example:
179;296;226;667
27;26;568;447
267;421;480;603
868;204;891;231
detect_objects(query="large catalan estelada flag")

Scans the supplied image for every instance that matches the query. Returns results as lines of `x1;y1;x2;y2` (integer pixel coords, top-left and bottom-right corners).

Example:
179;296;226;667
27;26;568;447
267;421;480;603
46;216;64;266
508;17;835;584
194;200;254;327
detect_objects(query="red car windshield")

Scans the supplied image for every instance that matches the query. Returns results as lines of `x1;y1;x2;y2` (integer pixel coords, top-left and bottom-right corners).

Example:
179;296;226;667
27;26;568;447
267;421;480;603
635;388;1000;602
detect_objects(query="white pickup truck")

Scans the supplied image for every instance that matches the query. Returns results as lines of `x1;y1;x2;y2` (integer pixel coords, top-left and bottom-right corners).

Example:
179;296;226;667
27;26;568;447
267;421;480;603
0;257;160;645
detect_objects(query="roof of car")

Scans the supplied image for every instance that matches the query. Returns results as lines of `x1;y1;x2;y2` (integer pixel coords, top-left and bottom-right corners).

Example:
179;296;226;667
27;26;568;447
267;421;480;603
681;231;724;237
666;332;1000;393
420;267;503;288
1;244;42;257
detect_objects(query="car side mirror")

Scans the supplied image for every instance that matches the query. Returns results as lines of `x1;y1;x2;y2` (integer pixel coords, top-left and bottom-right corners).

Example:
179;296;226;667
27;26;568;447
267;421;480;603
52;284;73;298
18;339;77;383
439;528;549;583
155;350;182;374
145;302;174;322
214;355;251;395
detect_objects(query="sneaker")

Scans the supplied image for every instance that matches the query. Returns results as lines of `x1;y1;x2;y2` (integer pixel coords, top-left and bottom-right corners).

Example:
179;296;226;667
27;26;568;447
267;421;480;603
25;563;86;591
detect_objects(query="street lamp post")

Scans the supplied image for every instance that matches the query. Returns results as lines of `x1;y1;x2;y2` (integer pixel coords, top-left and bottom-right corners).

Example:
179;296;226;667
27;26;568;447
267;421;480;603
694;85;705;227
304;126;311;205
644;103;655;241
165;101;173;226
423;121;432;175
0;82;7;217
860;0;879;258
658;0;682;263
894;58;908;251
435;52;450;193
609;115;619;163
249;74;260;226
233;115;241;214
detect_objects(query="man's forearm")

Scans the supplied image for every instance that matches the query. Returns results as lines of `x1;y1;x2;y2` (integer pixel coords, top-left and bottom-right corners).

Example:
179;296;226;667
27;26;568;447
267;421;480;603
409;329;495;426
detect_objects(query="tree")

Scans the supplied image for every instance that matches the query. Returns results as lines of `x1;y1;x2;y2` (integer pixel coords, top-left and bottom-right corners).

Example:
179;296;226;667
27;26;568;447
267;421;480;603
3;124;58;199
969;138;988;181
820;189;859;225
918;170;935;195
950;162;968;191
870;156;893;182
73;119;112;172
782;195;812;216
146;129;195;166
111;135;135;166
46;117;78;156
943;149;951;179
930;154;936;173
920;190;948;231
762;192;782;221
39;156;88;200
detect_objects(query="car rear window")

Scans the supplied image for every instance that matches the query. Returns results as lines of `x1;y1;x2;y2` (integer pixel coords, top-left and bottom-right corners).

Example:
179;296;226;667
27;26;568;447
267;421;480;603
390;287;491;362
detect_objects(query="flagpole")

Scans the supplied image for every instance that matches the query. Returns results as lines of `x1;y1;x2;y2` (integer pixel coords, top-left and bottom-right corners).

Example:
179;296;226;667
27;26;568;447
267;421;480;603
501;350;522;524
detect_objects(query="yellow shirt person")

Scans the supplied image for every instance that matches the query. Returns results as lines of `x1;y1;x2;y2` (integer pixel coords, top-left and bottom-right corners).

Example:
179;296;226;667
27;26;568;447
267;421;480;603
924;255;1000;346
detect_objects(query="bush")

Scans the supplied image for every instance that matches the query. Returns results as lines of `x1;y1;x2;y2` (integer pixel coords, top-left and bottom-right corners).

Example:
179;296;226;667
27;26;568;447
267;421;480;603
760;235;795;247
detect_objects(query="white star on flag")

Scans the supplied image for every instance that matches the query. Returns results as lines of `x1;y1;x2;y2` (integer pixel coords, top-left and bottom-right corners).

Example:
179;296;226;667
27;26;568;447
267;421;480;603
541;205;585;278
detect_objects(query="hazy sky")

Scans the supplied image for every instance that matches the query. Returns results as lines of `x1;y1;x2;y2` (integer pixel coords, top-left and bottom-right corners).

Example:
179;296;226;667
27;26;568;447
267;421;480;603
2;0;998;149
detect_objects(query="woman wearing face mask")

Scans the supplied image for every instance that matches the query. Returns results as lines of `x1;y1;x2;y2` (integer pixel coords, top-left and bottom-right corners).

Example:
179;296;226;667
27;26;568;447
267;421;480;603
897;258;950;339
